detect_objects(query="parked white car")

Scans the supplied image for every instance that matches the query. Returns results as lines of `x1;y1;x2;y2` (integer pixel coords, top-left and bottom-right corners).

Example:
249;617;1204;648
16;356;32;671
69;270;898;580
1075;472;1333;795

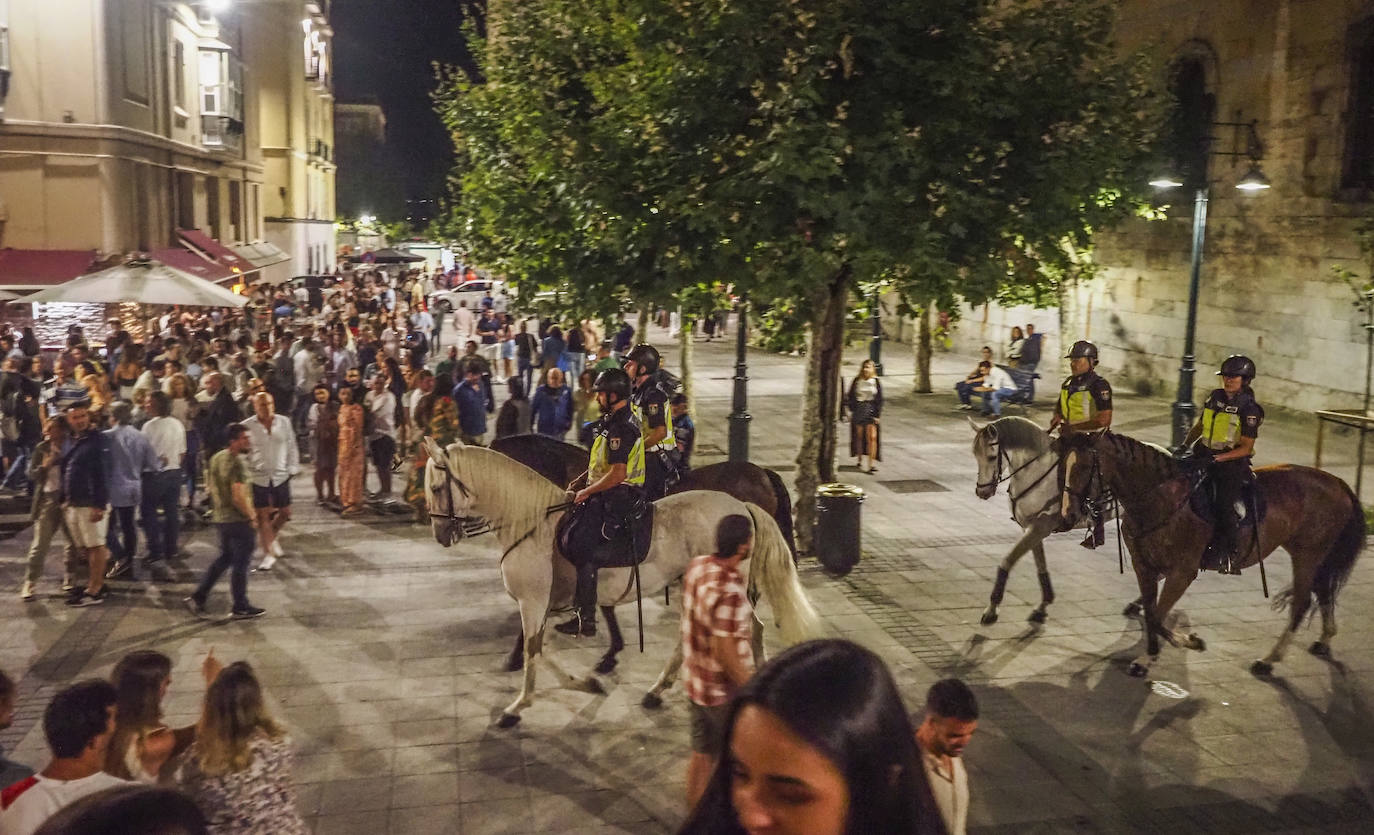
428;279;508;314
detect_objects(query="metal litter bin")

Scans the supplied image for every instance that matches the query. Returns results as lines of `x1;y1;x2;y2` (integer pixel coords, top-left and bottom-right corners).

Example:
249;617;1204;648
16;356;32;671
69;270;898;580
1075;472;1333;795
815;483;864;575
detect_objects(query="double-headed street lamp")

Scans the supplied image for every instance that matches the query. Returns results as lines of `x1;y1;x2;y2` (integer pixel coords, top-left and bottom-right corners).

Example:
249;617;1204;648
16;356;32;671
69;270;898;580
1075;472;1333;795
1150;119;1271;454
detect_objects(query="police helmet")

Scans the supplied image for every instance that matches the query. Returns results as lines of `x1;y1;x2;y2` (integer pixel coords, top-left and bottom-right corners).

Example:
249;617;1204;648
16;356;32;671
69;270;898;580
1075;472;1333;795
592;368;632;402
1065;340;1099;363
1218;355;1256;380
624;343;660;375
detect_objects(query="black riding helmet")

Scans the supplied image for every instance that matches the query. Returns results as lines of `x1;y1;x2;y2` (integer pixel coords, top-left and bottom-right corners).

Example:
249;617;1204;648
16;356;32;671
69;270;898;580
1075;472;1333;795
1065;340;1099;364
624;343;660;375
592;368;632;403
1218;354;1256;380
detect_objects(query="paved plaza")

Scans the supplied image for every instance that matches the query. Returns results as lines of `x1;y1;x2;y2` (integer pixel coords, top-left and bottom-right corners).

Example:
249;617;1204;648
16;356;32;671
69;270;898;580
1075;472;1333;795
1;324;1373;833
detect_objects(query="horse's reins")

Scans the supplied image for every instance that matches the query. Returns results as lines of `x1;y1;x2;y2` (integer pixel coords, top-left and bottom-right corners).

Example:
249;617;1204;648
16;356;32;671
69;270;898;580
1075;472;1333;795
428;453;571;553
979;437;1062;519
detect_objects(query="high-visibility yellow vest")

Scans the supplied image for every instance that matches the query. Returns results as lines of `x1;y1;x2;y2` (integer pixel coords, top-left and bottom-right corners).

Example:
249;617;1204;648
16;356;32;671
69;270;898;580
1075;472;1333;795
1200;405;1240;451
1059;384;1098;425
631;399;676;451
590;428;646;486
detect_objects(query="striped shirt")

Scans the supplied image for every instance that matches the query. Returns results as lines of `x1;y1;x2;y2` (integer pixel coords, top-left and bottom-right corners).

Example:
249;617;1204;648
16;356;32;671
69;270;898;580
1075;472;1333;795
681;555;753;707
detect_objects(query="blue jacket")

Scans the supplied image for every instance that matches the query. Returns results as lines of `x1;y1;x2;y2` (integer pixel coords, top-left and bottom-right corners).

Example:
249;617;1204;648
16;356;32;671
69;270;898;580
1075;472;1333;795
454;381;489;437
62;430;108;508
103;424;158;507
530;385;572;436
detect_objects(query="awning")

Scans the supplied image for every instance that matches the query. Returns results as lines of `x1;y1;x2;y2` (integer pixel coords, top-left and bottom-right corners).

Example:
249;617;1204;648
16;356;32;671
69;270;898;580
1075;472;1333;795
231;241;291;269
0;248;99;291
149;248;234;283
176;229;256;276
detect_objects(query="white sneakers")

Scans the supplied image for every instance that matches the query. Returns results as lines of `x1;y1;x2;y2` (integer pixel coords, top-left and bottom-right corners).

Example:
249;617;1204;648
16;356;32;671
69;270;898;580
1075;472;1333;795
20;581;35;600
256;539;285;572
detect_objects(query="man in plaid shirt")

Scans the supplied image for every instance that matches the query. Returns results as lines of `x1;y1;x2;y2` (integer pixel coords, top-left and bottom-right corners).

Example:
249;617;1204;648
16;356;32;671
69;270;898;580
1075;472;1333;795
681;513;755;808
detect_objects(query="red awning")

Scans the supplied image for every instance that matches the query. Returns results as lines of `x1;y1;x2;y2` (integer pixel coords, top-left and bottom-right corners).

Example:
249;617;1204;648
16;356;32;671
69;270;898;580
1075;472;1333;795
0;248;99;291
150;248;235;283
176;229;256;275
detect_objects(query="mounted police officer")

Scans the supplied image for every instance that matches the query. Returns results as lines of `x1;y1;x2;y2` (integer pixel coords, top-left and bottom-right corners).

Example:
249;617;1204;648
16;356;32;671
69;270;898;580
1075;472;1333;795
623;343;680;499
554;368;646;637
1050;340;1113;437
1185;355;1264;575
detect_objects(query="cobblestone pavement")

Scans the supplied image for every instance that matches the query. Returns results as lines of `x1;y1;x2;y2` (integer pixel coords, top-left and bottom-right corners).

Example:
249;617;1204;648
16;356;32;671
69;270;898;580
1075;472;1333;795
0;321;1372;834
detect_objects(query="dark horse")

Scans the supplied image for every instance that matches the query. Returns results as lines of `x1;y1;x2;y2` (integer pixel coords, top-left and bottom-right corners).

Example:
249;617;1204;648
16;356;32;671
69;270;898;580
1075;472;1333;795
487;433;796;673
1059;431;1365;678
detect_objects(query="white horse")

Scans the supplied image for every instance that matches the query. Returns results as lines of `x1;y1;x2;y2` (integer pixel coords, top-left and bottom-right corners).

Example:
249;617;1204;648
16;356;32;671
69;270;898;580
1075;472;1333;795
422;438;821;727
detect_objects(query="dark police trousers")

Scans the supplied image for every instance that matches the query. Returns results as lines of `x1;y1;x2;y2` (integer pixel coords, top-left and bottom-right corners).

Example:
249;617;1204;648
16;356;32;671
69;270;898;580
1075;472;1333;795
568;486;639;619
1211;458;1252;554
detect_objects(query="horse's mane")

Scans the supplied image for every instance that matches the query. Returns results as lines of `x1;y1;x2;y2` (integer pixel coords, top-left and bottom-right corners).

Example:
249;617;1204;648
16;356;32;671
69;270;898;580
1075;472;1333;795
451;445;568;538
988;416;1050;451
1099;431;1179;484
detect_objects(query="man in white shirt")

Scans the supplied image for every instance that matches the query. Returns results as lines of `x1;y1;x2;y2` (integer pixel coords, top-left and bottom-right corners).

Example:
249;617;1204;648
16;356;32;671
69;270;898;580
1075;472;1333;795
0;680;126;835
410;308;435;347
363;374;397;500
141;391;188;565
974;363;1019;417
915;679;978;835
453;300;475;342
240;392;300;571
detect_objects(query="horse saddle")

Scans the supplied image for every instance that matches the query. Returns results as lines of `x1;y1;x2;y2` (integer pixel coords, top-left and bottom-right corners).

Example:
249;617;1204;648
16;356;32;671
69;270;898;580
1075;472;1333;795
1188;469;1266;530
556;490;655;569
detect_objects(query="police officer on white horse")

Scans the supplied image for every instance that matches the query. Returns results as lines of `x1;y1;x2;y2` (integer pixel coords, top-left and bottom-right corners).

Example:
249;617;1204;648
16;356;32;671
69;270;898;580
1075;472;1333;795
554;368;646;637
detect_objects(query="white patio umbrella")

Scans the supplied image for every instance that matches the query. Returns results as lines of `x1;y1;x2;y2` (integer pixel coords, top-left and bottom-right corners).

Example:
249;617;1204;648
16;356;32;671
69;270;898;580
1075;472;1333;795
0;290;19;302
22;258;247;308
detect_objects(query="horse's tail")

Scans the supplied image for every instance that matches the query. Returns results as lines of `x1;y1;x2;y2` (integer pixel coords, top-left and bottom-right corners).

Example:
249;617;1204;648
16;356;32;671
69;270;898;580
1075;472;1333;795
1314;480;1366;606
745;502;823;646
762;467;798;558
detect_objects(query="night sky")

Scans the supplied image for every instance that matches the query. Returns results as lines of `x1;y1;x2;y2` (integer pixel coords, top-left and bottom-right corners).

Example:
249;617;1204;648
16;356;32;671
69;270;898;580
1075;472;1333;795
332;0;482;207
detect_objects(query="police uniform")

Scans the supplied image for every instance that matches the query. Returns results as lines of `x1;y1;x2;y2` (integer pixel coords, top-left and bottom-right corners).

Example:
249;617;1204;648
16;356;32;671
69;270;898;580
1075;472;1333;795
1195;387;1264;561
589;407;646;493
631;376;676;499
1056;371;1113;432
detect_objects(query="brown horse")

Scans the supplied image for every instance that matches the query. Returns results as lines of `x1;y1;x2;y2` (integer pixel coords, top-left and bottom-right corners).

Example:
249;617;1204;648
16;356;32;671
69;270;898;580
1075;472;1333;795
486;433;796;672
1060;431;1365;678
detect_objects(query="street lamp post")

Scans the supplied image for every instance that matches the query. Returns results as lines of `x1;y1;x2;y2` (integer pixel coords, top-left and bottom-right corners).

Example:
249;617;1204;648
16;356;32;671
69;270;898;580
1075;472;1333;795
728;298;751;462
868;289;884;376
1152;119;1270;454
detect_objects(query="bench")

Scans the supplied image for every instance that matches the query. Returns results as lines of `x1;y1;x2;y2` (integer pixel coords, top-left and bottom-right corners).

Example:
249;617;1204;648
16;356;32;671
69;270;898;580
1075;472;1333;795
998;365;1040;408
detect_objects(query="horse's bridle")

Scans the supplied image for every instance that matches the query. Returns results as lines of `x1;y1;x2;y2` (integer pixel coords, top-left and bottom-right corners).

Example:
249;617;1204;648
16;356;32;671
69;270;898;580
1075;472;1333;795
427;452;491;540
977;433;1062;517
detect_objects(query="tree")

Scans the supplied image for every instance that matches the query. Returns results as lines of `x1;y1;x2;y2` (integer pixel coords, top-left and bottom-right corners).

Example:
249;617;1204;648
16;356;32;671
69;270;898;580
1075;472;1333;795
433;0;1161;550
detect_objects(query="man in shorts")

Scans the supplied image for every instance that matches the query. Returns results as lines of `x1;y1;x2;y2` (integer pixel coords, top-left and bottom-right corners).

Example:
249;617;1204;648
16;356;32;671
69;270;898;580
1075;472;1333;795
61;401;110;607
239;392;299;572
680;514;755;808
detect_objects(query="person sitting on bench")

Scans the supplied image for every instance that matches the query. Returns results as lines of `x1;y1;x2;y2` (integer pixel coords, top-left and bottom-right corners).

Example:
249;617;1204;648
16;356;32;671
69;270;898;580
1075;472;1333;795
975;364;1018;417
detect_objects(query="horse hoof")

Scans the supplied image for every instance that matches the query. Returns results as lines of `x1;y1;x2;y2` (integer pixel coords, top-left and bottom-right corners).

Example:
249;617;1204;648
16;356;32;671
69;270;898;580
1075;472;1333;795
641;692;663;710
1250;660;1274;677
594;656;618;675
1309;641;1331;659
1123;602;1142;617
505;656;525;673
496;712;522;729
1027;610;1048;625
1127;662;1149;678
583;677;606;695
979;611;999;626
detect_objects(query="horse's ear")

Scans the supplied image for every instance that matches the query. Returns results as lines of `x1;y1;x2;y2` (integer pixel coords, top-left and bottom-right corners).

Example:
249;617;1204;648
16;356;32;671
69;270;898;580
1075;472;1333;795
967;415;990;436
422;436;445;462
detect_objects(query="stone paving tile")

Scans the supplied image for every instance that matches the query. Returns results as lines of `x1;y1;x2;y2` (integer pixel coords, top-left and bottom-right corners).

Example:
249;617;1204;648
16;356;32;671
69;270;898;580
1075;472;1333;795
1;322;1372;832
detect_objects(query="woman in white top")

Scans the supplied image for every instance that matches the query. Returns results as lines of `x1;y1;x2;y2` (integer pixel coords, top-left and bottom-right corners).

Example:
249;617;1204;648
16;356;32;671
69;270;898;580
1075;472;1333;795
105;651;184;784
845;359;884;474
1006;326;1025;368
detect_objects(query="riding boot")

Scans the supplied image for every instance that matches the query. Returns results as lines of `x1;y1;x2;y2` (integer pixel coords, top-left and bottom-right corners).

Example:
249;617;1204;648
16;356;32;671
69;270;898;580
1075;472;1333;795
554;563;598;637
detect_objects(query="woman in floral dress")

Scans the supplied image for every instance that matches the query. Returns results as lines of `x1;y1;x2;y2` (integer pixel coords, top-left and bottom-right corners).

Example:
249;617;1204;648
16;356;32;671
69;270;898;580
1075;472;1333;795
336;385;366;517
405;372;459;522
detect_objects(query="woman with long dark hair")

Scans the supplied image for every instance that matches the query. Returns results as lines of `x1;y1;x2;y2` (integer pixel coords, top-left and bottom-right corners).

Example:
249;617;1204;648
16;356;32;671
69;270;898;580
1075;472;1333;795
681;639;945;835
106;651;179;783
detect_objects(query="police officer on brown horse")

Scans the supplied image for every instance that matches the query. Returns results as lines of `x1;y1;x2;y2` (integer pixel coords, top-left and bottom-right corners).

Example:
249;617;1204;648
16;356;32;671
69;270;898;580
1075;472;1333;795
1185;355;1264;574
623;343;679;500
554;368;646;637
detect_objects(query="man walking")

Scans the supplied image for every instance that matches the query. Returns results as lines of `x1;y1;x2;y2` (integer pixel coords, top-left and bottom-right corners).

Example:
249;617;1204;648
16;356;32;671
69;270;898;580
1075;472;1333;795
102;402;157;580
915;678;979;835
240;392;299;572
453;299;475;344
20;418;82;600
60;401;110;607
184;423;265;619
141;391;187;565
364;373;397;499
454;367;489;445
681;514;756;808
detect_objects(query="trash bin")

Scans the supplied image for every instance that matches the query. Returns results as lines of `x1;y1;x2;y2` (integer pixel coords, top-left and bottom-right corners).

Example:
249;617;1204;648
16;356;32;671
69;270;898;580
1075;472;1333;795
815;483;864;575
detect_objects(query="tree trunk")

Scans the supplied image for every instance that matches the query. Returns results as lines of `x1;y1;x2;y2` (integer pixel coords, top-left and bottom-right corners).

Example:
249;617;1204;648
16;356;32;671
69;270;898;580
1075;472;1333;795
636;304;650;344
913;301;934;393
678;312;694;415
794;266;850;554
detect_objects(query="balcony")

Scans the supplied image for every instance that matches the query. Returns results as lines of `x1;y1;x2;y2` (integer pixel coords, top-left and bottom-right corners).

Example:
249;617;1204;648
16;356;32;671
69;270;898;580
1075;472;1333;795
200;48;244;153
310;139;332;162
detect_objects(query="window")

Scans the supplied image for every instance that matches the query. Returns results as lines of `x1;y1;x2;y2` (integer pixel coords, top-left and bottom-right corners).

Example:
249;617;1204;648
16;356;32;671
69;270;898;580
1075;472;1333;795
0;0;11;117
1345;22;1374;190
176;172;195;230
1164;57;1215;189
228;180;242;243
173;41;186;110
206;176;221;241
199;48;243;152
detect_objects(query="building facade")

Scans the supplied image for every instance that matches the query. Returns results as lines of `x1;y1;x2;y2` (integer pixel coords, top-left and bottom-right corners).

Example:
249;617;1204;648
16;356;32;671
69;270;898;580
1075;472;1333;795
0;0;333;300
940;0;1374;415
